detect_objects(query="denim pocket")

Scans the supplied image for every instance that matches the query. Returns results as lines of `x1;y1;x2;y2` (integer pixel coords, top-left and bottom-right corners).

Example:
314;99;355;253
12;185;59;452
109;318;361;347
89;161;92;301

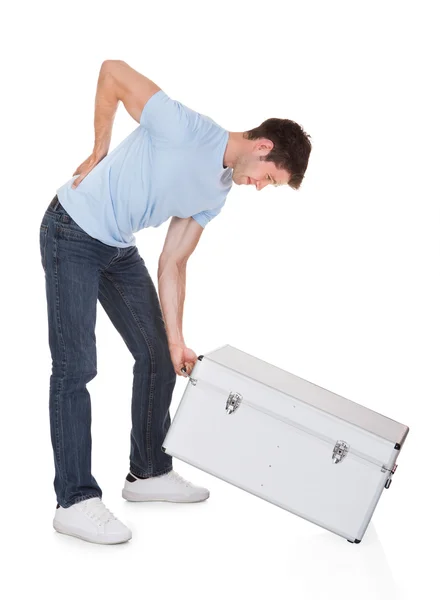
56;222;92;241
40;223;48;269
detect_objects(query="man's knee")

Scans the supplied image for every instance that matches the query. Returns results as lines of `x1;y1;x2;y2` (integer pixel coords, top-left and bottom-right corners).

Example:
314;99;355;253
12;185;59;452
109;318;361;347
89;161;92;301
51;361;97;383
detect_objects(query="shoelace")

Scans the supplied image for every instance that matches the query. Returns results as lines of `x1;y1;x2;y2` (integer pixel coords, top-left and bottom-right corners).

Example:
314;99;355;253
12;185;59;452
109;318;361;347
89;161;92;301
80;498;117;524
168;471;192;488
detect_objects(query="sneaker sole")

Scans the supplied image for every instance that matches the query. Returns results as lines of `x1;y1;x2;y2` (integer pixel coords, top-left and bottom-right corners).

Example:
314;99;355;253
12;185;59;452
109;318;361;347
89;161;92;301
53;521;132;544
122;489;210;503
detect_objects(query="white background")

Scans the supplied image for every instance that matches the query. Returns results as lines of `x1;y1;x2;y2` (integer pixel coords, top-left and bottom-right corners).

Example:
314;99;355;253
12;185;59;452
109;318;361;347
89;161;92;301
2;0;439;598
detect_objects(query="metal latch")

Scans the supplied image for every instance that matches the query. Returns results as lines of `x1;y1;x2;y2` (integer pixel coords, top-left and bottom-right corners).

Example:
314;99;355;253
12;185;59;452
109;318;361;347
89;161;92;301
226;392;242;414
332;440;350;464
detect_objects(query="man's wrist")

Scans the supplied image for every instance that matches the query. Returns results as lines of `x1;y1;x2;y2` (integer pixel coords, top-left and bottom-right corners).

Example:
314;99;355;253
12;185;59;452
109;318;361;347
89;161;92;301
168;339;186;348
93;143;109;157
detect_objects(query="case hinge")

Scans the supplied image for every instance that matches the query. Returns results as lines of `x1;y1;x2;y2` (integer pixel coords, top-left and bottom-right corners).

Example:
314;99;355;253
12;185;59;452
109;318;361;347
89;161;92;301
385;463;398;489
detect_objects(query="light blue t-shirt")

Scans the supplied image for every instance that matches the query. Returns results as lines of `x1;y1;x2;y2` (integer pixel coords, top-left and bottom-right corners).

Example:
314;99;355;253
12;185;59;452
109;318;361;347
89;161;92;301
56;90;233;248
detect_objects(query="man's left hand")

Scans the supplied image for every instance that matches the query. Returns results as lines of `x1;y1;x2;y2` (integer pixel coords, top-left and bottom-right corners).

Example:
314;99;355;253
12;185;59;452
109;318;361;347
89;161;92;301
169;343;198;377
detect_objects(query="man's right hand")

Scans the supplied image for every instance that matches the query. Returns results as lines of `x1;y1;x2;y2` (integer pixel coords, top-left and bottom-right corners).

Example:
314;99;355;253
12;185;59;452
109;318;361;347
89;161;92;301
71;150;107;189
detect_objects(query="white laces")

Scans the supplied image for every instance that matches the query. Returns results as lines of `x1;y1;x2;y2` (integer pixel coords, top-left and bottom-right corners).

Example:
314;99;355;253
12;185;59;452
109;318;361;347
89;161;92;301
167;471;193;488
79;498;118;525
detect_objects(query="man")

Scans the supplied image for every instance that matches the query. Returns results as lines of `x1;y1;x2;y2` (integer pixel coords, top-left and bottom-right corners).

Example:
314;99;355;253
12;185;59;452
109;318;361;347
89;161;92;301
39;60;312;545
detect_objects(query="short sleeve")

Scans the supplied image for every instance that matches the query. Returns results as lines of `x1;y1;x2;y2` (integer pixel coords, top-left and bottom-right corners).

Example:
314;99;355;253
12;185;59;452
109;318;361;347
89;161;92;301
191;202;225;229
140;90;203;143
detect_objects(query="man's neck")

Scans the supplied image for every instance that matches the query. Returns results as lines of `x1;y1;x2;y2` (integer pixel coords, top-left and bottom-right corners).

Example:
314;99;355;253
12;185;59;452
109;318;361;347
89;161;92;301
223;131;247;169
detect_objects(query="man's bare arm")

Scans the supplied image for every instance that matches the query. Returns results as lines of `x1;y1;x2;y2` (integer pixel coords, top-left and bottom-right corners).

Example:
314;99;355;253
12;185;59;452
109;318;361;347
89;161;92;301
91;62;118;157
158;217;204;346
72;60;161;188
94;60;161;153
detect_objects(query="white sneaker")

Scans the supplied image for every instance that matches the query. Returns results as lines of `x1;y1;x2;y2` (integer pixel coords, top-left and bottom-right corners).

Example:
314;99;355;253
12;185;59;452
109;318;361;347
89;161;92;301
53;497;132;544
122;470;210;503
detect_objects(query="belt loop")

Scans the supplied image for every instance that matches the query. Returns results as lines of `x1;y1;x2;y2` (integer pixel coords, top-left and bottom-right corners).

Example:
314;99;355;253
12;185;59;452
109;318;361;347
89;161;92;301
50;195;58;211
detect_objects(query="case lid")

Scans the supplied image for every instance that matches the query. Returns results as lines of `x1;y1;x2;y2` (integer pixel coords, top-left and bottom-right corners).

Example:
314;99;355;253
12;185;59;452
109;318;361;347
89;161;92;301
203;344;409;445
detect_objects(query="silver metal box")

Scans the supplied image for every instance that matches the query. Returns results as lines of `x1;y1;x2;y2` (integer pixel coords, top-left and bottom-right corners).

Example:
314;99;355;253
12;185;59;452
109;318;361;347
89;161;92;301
162;344;409;543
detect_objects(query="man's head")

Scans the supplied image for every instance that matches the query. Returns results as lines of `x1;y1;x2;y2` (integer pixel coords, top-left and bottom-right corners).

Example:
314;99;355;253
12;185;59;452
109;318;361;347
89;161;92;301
225;118;312;191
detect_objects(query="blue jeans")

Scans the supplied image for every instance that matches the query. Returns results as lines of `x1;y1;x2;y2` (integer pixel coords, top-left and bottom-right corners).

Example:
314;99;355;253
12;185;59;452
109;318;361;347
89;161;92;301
39;196;175;508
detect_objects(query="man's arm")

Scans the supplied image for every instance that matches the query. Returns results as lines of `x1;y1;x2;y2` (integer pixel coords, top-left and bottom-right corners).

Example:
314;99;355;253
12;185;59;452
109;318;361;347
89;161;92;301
94;59;161;154
158;217;204;346
72;60;161;188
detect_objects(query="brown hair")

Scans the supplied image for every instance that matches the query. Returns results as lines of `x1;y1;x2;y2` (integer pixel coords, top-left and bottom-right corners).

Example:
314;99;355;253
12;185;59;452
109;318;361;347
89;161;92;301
244;118;312;190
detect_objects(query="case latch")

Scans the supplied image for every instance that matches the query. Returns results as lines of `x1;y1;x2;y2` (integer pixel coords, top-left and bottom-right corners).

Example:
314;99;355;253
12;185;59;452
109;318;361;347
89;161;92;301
332;440;350;464
226;392;242;414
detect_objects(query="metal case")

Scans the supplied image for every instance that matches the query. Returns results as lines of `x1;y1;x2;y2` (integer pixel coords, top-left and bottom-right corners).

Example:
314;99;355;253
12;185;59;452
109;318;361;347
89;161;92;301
162;344;409;543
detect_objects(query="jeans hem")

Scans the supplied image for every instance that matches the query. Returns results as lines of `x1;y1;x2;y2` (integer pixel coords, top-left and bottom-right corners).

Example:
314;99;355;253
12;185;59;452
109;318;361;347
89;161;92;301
61;493;102;509
129;465;173;479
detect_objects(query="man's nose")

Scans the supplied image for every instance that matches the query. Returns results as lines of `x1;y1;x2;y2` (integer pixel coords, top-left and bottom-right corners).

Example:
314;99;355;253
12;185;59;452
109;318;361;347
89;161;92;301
255;179;269;191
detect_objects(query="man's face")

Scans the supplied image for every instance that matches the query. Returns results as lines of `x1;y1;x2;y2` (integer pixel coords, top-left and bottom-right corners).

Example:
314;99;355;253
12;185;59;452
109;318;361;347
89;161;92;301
231;149;291;190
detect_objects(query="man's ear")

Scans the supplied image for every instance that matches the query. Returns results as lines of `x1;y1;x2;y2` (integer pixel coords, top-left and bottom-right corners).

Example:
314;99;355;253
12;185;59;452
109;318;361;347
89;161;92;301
255;138;274;155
